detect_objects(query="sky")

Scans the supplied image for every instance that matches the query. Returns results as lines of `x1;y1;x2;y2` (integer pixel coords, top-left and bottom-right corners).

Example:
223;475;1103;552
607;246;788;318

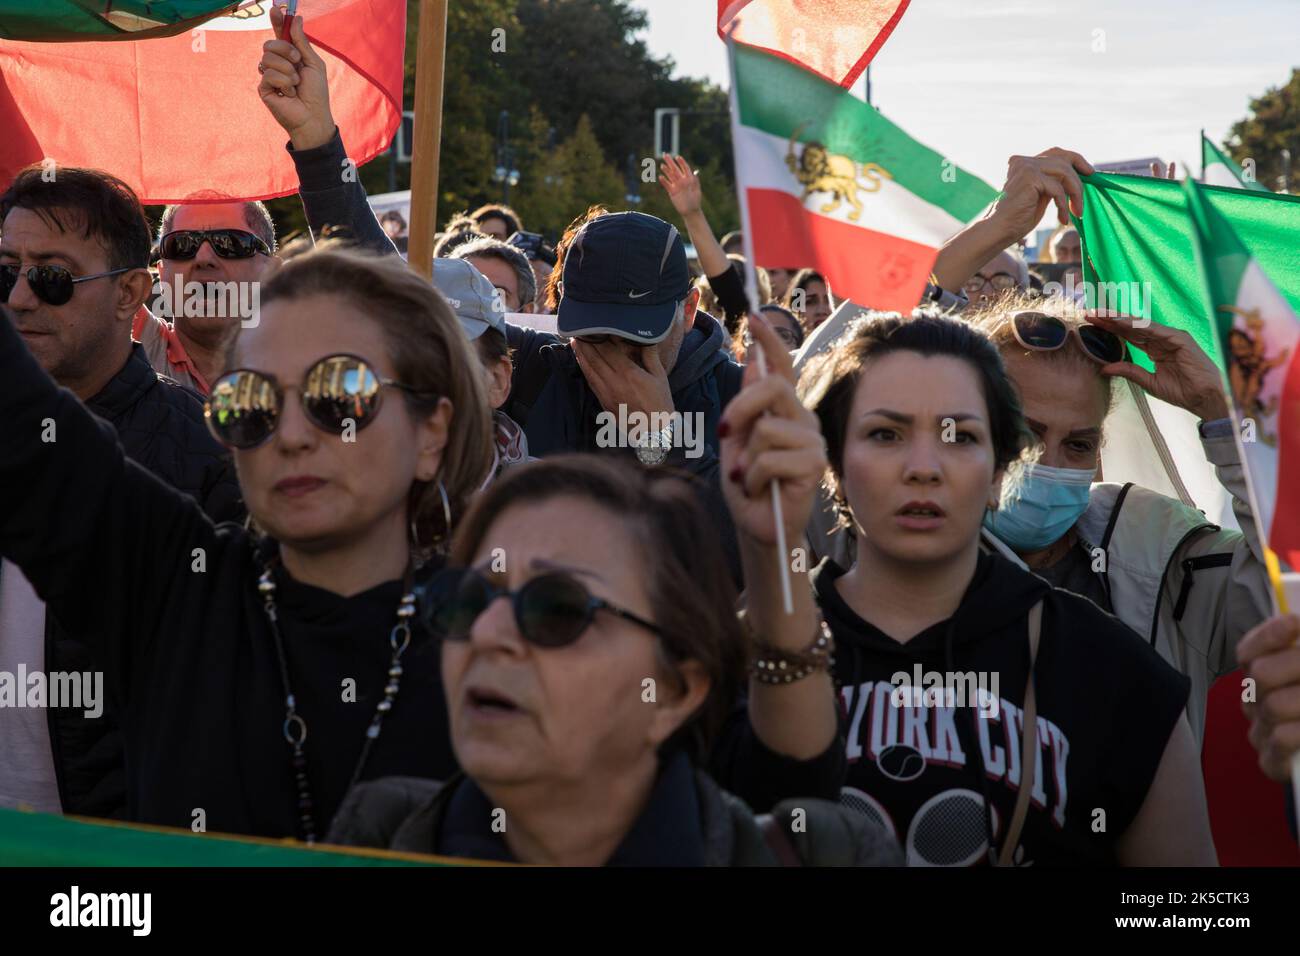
637;0;1298;190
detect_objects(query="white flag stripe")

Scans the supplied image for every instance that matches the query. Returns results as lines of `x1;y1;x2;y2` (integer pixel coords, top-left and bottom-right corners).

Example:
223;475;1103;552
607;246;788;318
1233;260;1300;540
735;125;967;248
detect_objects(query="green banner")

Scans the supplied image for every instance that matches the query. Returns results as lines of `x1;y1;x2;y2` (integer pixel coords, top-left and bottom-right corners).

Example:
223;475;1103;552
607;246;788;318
0;808;454;866
1076;172;1300;373
0;1;242;42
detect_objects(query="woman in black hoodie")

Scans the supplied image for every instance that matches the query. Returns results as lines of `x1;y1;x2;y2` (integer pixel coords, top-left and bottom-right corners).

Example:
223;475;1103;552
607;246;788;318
783;313;1216;865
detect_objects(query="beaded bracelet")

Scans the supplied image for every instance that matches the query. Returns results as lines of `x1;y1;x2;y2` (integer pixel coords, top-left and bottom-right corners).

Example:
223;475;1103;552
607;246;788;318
749;621;835;685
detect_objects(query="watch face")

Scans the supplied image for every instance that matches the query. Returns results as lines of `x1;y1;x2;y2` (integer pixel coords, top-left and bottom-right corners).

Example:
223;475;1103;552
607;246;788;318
636;440;670;466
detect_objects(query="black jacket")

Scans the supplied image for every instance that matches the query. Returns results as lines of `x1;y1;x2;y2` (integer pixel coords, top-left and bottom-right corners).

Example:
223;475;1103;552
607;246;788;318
326;752;902;866
0;318;838;835
27;344;242;818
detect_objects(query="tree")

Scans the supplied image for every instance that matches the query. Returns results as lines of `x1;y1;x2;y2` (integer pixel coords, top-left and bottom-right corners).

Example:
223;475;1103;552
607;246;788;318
1228;68;1299;193
263;0;739;242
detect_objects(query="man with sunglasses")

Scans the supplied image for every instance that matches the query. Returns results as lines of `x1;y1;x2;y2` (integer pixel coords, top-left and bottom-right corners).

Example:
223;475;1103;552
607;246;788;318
135;200;278;395
0;166;242;824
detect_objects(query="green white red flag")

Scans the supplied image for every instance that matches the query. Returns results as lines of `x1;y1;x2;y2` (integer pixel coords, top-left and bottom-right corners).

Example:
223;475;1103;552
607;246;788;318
729;41;996;313
1184;175;1300;569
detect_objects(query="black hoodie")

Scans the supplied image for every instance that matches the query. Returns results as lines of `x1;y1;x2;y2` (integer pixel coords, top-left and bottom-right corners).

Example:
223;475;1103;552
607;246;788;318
814;552;1189;866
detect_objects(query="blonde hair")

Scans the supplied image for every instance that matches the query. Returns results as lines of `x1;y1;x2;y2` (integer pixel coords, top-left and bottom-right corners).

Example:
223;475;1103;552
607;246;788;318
238;245;494;551
965;291;1116;415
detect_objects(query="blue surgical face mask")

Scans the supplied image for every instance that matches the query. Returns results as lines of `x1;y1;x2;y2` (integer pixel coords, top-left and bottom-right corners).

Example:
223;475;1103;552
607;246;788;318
983;463;1095;553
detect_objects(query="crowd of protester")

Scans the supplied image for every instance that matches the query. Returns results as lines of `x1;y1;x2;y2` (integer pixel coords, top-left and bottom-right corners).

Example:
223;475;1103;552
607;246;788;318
0;5;1296;866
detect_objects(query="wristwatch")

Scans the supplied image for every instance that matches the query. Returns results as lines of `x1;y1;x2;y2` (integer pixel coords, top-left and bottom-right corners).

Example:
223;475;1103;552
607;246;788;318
635;420;674;465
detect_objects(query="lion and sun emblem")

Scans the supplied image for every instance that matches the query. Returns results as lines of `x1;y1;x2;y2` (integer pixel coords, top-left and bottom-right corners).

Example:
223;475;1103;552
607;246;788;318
785;122;893;222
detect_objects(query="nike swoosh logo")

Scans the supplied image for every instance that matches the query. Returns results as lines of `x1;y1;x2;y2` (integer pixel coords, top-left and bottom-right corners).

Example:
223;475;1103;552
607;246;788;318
628;290;653;299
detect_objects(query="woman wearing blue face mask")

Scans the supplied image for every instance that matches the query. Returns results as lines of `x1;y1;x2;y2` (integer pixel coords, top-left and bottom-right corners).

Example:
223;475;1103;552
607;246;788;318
971;296;1275;742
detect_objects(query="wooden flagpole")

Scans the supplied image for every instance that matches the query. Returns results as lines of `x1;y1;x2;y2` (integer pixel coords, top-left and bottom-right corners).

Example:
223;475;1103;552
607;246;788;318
407;0;450;279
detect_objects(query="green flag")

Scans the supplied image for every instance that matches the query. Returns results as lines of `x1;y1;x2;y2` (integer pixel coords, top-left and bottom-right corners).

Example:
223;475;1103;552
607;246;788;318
1077;172;1300;374
0;1;241;42
0;807;457;866
1202;133;1269;192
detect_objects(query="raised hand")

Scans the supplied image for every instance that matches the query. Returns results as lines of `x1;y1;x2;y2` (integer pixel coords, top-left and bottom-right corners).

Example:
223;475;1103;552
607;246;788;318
258;3;334;151
718;313;826;548
990;147;1096;237
658;155;704;219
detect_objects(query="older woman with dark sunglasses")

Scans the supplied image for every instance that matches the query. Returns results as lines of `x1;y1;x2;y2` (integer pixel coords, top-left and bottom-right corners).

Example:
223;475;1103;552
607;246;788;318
0;247;494;842
327;444;900;865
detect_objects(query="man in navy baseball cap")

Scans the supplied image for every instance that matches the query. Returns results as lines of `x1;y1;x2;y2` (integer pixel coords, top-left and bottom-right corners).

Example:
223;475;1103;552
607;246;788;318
557;211;690;344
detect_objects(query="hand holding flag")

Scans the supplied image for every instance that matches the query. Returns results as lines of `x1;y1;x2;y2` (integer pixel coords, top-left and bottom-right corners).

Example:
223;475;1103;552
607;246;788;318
259;2;336;152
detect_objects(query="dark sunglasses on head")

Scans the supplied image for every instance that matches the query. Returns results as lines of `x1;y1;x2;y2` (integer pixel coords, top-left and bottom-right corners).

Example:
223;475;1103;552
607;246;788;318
422;566;663;649
157;229;271;262
204;353;433;450
1010;310;1127;365
0;263;132;307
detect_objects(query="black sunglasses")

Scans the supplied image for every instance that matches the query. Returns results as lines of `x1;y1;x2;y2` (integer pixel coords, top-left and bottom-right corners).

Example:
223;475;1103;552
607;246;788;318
0;263;132;307
157;229;271;262
1011;310;1127;365
422;567;663;649
204;353;433;449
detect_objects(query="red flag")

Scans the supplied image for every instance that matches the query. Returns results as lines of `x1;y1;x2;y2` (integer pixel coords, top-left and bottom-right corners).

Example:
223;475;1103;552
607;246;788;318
0;0;404;204
717;0;910;88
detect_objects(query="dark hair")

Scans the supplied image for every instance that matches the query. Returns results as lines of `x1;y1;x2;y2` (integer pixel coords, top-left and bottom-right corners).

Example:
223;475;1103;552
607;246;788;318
474;326;510;367
546;205;609;311
470;203;522;237
452;236;537;309
434;227;487;259
248;245;494;551
799;310;1031;517
758;304;804;347
719;230;743;254
0;165;150;271
450;455;746;764
158;198;276;253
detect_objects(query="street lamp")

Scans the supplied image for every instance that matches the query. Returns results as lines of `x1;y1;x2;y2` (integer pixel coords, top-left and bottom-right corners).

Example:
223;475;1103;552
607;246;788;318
494;110;520;204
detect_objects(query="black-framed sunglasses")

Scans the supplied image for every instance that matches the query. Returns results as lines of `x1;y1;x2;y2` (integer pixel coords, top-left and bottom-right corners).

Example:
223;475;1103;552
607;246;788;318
421;566;663;649
1010;310;1127;365
157;229;272;262
0;263;133;307
963;271;1020;294
204;353;434;450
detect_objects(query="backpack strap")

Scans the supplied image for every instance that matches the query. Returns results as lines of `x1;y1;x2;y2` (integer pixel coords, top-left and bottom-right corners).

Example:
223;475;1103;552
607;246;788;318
997;598;1043;867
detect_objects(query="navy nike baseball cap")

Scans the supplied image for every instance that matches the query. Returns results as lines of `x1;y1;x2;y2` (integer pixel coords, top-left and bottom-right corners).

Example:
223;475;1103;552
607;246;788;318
556;211;690;344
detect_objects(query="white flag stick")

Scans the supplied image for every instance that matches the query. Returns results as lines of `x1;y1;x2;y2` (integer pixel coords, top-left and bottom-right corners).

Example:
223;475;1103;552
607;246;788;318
724;24;793;615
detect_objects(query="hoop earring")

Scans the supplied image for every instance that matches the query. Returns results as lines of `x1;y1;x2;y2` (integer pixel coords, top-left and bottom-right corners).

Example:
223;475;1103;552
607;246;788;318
437;480;452;540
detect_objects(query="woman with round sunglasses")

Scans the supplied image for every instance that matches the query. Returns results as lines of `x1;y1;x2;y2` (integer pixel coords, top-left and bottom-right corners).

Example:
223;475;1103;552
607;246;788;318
0;246;494;842
327;447;901;866
969;295;1275;742
794;312;1214;865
